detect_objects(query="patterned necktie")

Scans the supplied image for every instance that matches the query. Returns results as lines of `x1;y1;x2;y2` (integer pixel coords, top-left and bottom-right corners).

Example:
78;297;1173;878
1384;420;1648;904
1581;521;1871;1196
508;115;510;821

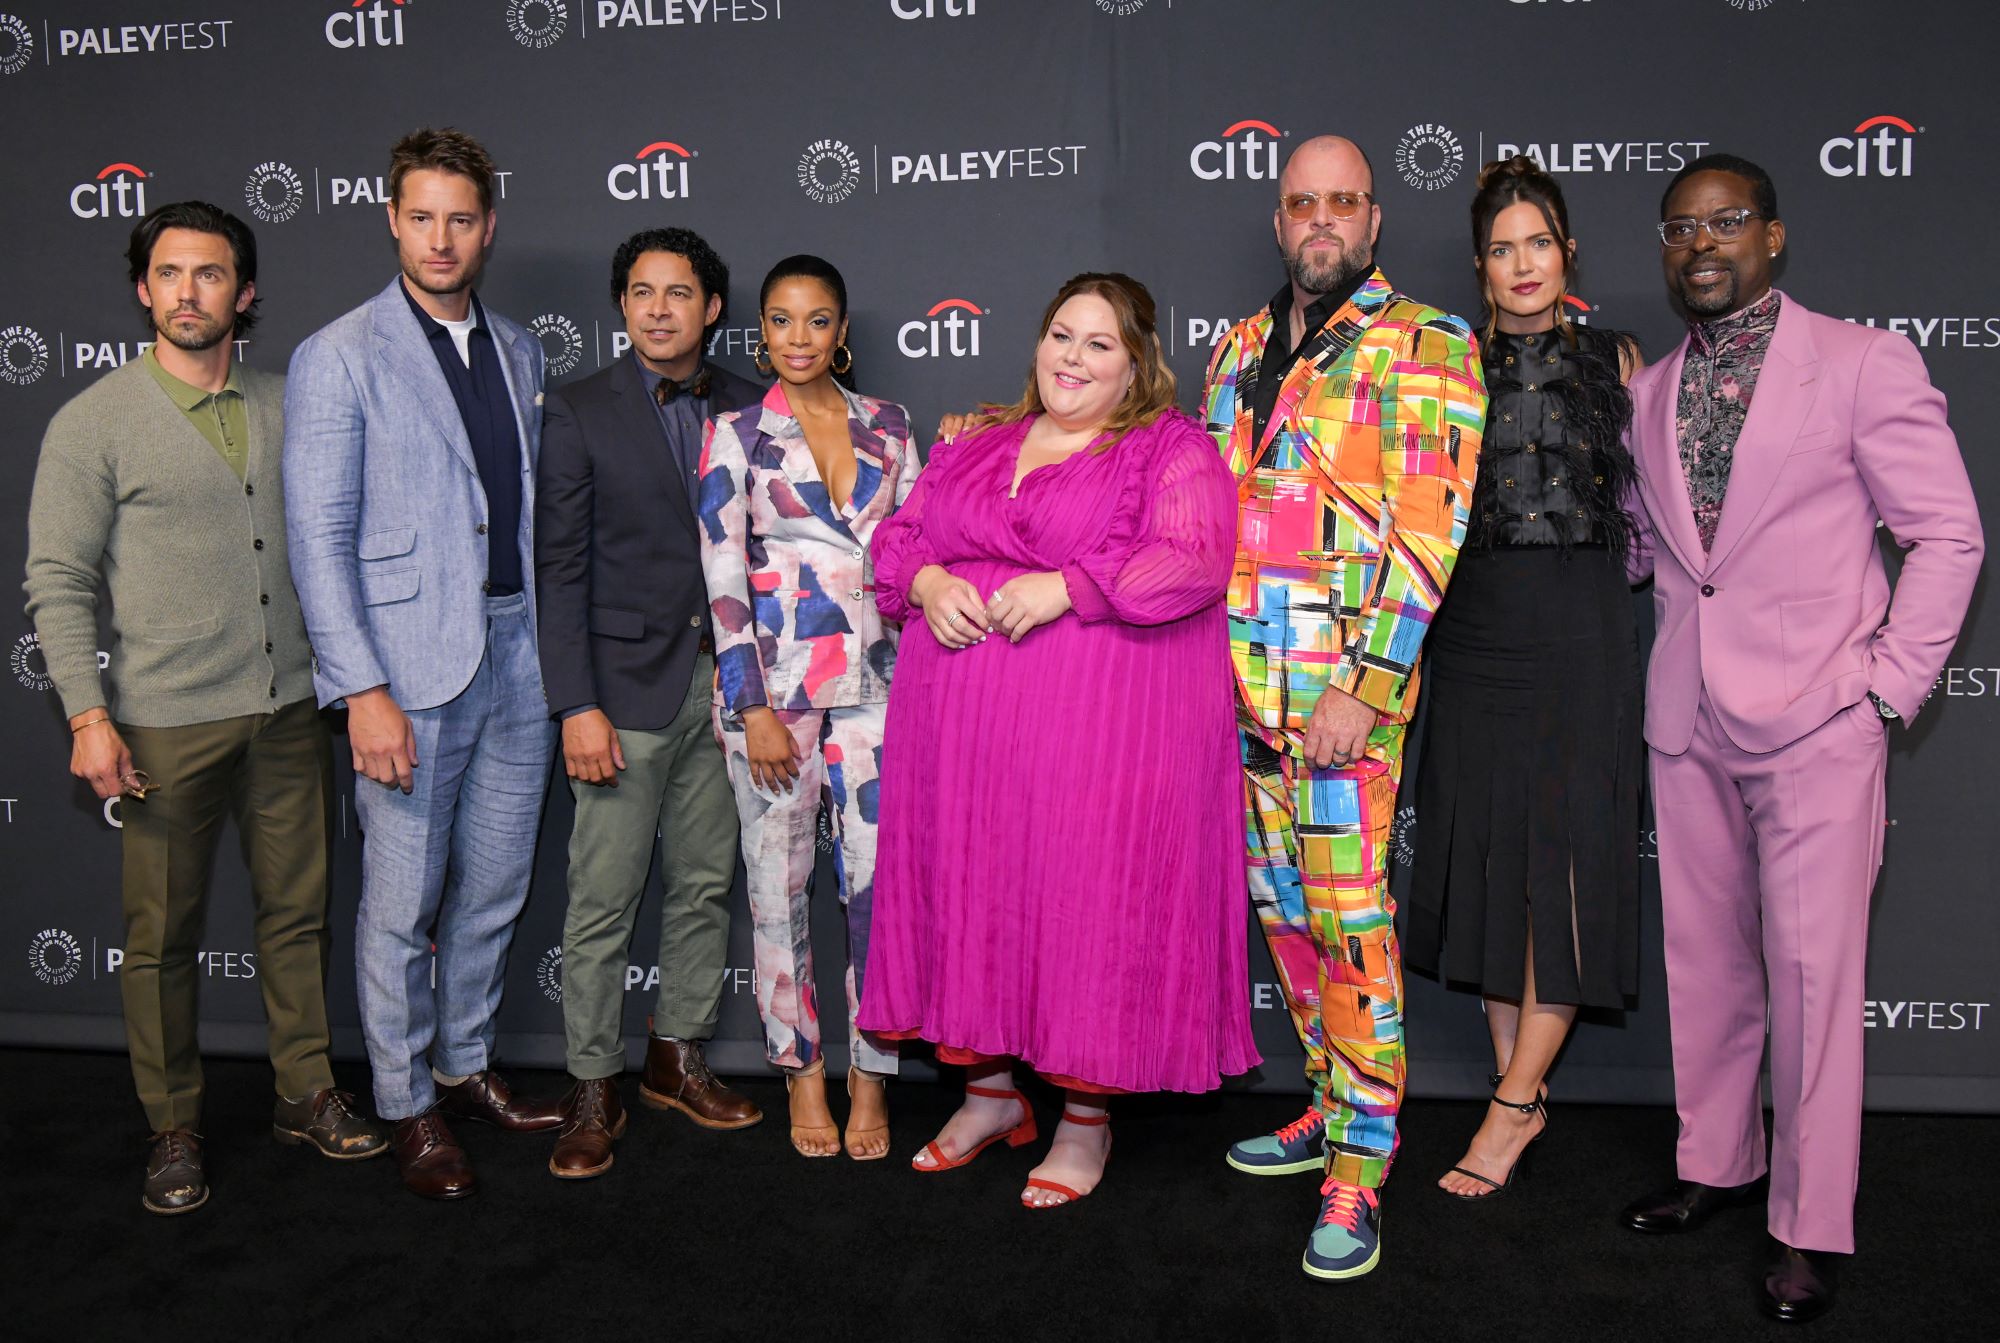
654;369;712;406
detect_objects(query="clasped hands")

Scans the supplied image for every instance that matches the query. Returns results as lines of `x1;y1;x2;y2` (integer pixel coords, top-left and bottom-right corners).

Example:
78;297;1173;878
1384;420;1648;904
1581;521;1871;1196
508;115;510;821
908;563;1070;648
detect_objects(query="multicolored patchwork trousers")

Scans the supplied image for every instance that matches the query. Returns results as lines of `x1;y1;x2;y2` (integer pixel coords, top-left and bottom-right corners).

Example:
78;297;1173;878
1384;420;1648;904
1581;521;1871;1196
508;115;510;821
1241;729;1406;1187
716;701;898;1076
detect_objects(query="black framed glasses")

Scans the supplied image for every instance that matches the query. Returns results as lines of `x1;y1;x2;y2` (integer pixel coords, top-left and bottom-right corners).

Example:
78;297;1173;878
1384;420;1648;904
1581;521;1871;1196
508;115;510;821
1279;190;1373;222
1658;208;1764;249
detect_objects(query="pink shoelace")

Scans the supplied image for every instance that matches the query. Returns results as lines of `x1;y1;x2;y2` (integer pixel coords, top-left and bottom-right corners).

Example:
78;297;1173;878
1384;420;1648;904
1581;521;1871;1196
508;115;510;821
1275;1109;1324;1145
1318;1178;1377;1231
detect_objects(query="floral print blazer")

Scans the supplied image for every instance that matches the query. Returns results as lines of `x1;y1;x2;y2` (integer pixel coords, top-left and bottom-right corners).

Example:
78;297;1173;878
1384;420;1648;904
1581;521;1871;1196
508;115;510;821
697;381;921;716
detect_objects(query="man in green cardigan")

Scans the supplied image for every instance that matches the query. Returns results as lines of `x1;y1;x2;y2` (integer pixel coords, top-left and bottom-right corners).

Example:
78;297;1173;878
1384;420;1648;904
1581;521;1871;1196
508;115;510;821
23;201;387;1216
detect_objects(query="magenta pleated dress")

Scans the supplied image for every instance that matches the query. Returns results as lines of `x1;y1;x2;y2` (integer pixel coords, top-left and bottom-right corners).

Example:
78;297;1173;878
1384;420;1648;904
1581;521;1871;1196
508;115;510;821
856;409;1259;1094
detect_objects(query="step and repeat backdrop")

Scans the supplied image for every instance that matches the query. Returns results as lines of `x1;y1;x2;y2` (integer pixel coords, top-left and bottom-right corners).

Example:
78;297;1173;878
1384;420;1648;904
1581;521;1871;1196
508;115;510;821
1;0;1993;1111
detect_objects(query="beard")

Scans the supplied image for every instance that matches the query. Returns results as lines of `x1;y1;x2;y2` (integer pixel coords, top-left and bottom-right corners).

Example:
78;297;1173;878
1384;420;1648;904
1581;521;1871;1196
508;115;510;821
401;251;483;298
151;305;232;352
1284;231;1372;297
1676;259;1741;317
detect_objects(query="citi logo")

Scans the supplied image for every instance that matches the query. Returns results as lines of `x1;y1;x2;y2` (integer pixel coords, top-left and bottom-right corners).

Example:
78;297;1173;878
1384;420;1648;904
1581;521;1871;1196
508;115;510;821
892;0;974;14
898;299;983;359
1563;294;1594;326
327;0;408;49
1820;115;1919;178
71;162;149;219
1190;119;1284;182
608;140;693;201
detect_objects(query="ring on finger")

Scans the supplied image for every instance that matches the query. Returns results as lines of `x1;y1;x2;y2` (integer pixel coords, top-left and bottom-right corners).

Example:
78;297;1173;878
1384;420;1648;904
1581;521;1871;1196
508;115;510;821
948;612;963;625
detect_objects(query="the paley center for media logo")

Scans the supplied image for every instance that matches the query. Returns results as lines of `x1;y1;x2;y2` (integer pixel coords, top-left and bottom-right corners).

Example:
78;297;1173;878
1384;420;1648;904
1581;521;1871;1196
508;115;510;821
30;928;84;986
798;139;863;205
1;324;50;386
0;12;33;74
1395;123;1464;191
506;0;569;47
528;313;586;377
244;161;306;224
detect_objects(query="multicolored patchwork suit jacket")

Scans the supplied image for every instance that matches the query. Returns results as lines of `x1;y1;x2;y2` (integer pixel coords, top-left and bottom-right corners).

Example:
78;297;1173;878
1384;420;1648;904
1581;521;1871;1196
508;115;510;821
1203;268;1486;752
698;382;921;715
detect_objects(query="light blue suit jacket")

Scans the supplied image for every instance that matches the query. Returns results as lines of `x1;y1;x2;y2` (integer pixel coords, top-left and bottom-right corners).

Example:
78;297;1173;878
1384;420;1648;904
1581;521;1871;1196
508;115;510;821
283;278;546;711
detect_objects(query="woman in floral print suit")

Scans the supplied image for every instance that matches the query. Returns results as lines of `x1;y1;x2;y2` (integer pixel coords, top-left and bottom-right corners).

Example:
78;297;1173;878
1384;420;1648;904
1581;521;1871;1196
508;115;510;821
697;255;920;1161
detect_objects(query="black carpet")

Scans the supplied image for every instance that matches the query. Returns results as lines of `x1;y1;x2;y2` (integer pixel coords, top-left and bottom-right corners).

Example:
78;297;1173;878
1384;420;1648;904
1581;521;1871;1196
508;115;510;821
3;1046;1991;1342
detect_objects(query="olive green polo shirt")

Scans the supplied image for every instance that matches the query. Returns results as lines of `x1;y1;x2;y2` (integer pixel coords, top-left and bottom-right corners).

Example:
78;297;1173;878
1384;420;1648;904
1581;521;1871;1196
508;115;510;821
142;346;248;479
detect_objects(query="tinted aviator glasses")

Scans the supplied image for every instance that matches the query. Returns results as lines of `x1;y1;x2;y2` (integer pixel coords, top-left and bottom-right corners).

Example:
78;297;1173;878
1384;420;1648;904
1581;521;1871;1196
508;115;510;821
1279;190;1373;222
1658;208;1764;249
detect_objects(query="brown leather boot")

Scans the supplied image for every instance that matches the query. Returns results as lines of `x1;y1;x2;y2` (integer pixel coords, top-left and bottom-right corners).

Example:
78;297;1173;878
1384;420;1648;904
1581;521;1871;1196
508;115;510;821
390;1111;475;1200
549;1077;627;1180
142;1128;207;1215
639;1036;762;1130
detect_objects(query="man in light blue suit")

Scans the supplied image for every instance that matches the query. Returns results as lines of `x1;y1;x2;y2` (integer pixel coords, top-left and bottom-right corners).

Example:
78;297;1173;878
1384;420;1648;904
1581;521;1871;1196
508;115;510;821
284;128;560;1201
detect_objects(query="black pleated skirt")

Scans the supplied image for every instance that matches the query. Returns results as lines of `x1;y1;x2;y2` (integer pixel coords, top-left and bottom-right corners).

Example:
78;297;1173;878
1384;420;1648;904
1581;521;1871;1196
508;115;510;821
1404;544;1641;1008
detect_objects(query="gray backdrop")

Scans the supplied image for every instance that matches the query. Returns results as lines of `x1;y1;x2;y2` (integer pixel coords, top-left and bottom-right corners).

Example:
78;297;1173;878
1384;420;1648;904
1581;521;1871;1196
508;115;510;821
1;0;1993;1112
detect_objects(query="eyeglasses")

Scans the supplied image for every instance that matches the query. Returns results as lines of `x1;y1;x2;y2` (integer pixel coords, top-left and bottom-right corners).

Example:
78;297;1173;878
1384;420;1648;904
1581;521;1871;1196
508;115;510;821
1279;190;1373;222
1657;208;1764;249
120;770;153;800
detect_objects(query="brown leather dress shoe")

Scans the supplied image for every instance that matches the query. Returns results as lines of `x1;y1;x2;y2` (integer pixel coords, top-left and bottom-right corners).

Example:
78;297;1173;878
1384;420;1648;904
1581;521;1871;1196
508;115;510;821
143;1128;208;1216
640;1037;762;1130
273;1088;391;1159
391;1111;475;1200
549;1077;628;1180
435;1070;564;1132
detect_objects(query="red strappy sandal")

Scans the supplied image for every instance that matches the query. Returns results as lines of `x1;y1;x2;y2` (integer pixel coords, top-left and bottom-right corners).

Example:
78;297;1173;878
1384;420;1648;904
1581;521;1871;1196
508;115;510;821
1021;1108;1112;1209
912;1084;1037;1173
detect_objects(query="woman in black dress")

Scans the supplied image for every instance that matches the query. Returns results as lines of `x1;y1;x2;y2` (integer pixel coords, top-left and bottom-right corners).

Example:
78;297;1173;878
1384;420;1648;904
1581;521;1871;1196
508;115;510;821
1407;156;1642;1199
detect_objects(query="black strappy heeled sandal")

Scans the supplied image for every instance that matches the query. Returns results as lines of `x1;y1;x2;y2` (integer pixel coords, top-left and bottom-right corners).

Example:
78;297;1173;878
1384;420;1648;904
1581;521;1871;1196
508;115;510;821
1443;1078;1548;1201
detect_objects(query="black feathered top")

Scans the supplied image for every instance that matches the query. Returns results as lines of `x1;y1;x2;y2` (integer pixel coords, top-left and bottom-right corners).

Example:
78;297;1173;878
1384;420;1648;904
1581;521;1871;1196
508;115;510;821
1470;324;1637;557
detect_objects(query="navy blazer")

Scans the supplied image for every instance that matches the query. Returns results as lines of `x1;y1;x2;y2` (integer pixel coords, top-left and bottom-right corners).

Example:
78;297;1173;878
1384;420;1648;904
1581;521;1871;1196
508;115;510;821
535;355;763;727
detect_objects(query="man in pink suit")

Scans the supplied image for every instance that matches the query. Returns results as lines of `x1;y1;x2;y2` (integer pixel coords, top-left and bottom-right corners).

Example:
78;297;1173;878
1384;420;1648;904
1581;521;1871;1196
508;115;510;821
1620;153;1982;1324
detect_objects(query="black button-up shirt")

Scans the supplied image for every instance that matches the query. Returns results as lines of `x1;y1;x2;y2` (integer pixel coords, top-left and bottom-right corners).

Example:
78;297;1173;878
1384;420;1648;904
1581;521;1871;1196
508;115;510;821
633;354;713;513
402;282;524;595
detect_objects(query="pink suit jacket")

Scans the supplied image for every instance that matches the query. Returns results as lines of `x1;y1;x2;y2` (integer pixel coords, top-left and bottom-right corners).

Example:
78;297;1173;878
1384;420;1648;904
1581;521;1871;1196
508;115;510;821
1628;292;1983;755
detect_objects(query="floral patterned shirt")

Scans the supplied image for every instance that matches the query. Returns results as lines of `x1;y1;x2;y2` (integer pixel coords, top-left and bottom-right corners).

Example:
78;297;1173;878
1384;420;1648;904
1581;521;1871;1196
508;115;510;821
1676;288;1781;551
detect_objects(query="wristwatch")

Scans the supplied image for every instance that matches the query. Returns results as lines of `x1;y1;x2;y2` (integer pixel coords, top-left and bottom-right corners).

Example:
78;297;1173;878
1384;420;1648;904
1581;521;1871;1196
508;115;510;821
1867;691;1900;721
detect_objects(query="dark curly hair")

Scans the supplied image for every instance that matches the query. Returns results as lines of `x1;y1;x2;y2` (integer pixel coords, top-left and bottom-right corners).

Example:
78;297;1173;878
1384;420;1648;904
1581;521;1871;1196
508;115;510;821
1660;152;1780;222
609;227;729;327
124;200;259;337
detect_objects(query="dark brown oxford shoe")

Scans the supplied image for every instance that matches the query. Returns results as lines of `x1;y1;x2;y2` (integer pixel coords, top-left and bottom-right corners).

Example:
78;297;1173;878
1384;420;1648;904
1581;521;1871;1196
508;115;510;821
1620;1178;1764;1234
142;1128;208;1216
273;1088;390;1159
549;1077;628;1180
391;1111;475;1200
1761;1243;1840;1324
436;1070;565;1132
639;1036;762;1130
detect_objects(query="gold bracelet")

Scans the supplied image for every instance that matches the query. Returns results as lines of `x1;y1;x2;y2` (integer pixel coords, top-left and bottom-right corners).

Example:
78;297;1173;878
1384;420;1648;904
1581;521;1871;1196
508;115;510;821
70;713;111;733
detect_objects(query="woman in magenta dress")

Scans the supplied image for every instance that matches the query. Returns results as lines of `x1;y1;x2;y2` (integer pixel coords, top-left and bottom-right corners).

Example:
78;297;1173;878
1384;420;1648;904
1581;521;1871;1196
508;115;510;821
858;272;1257;1209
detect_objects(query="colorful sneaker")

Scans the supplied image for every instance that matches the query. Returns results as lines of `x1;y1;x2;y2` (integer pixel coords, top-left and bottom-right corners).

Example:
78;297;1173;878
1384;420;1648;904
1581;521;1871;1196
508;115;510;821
1302;1178;1382;1280
1225;1107;1326;1175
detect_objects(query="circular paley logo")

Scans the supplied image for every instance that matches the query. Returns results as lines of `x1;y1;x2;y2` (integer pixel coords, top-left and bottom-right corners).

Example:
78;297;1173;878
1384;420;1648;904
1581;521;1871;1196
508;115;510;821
1395;122;1465;191
536;945;563;1003
0;12;32;76
0;323;49;385
527;313;585;377
10;632;51;690
1095;0;1149;14
30;928;83;986
797;138;863;205
1390;803;1417;868
244;161;306;224
1723;1;1779;10
506;0;568;48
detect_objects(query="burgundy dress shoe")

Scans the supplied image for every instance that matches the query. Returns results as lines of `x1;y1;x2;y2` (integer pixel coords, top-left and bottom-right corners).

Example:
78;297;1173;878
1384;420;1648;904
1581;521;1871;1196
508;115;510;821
549;1077;627;1180
1761;1242;1840;1323
1620;1178;1764;1233
273;1088;390;1159
391;1111;475;1200
435;1070;564;1132
640;1037;762;1130
142;1129;207;1216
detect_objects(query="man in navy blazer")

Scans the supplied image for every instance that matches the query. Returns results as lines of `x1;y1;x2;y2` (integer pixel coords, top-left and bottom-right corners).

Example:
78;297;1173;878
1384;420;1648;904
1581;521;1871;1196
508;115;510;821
284;128;560;1201
534;229;766;1179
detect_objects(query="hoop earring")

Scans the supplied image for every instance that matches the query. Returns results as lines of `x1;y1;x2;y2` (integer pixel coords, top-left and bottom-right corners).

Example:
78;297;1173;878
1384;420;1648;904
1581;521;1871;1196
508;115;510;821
753;343;773;376
831;344;853;376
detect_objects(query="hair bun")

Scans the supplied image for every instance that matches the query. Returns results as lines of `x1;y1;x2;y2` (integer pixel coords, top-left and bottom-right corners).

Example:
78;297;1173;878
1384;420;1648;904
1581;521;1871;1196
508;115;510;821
1476;154;1547;191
